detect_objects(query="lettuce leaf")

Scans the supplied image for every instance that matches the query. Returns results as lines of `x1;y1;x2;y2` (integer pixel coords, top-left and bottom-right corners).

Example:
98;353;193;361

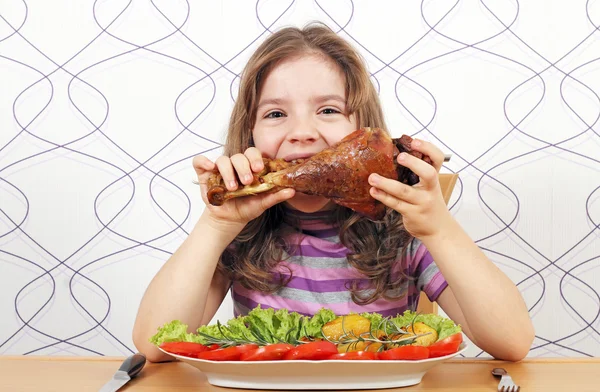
194;315;254;344
244;307;280;343
272;308;305;342
360;311;385;331
391;310;462;341
300;308;336;338
195;323;226;344
149;320;204;346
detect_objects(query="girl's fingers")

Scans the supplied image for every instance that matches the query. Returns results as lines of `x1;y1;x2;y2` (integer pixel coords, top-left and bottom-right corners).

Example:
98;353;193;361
192;156;217;205
215;156;238;191
258;188;295;211
230;153;254;185
369;186;410;214
368;173;419;204
244;147;265;172
236;189;296;221
192;151;292;212
192;155;216;179
409;139;445;172
397;152;439;190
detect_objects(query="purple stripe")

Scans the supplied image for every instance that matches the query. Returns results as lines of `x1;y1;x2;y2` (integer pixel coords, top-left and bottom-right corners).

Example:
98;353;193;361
278;275;371;293
415;251;435;275
231;291;312;317
277;273;414;292
428;279;448;301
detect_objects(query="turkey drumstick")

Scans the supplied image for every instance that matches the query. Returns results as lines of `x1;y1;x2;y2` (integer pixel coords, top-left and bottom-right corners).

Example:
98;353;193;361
206;127;433;221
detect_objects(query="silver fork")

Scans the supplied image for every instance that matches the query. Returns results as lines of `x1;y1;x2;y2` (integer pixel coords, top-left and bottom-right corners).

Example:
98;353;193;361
492;368;521;392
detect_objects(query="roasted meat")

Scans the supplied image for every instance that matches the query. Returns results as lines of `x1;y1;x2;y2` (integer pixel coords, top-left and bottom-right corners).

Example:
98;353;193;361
206;127;433;221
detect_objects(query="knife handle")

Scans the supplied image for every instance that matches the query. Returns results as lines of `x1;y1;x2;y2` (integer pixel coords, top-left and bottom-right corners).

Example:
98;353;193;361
119;353;146;378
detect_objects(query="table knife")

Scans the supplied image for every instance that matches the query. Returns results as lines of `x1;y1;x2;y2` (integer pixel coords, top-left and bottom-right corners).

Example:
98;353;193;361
99;353;146;392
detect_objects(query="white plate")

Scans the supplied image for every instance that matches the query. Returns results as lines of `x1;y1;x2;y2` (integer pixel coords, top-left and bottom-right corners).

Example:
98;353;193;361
159;343;468;390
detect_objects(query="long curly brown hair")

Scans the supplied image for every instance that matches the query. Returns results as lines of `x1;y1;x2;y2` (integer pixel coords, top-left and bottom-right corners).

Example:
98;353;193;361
217;22;414;305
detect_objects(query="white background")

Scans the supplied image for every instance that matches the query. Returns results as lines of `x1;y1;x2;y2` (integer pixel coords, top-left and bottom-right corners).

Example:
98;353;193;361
0;0;599;358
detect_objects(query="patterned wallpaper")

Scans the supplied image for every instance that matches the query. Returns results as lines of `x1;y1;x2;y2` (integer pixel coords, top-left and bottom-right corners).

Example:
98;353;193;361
0;0;599;358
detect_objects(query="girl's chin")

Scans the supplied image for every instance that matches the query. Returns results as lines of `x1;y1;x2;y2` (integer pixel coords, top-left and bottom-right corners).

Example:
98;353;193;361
283;193;334;213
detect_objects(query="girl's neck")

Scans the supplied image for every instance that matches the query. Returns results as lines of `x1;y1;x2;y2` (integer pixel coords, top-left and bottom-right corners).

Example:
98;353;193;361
281;204;340;236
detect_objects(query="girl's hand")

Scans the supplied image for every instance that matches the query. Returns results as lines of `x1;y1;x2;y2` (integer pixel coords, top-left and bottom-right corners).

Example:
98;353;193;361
193;148;295;232
368;138;452;239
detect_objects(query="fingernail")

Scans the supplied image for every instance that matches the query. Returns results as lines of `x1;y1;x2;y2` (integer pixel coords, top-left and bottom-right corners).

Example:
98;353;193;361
369;174;379;184
229;181;237;189
245;174;253;183
398;153;407;161
412;139;421;147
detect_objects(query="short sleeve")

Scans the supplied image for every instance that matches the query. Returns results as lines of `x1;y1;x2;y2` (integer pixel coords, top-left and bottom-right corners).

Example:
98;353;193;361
409;239;448;302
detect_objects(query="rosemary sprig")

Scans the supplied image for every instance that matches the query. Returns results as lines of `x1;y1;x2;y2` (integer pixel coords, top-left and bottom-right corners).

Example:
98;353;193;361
196;320;270;347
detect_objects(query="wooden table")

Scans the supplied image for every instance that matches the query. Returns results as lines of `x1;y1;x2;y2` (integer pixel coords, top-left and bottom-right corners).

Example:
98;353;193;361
2;355;599;391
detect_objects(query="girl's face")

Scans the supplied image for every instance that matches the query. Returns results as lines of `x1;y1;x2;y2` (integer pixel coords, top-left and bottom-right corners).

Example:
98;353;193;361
252;54;358;213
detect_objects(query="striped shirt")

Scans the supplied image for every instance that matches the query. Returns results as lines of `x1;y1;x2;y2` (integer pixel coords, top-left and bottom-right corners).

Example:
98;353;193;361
231;208;448;318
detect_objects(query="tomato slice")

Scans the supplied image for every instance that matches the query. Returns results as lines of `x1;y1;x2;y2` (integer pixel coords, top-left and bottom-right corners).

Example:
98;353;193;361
240;343;294;361
327;351;378;360
159;342;212;358
283;341;338;360
378;345;429;360
428;333;463;358
197;344;259;361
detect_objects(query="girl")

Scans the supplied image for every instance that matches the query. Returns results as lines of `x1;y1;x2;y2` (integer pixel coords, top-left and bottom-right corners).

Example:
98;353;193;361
133;23;534;362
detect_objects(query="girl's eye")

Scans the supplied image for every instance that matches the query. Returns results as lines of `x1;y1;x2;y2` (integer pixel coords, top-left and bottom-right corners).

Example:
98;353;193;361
265;111;285;118
320;108;341;115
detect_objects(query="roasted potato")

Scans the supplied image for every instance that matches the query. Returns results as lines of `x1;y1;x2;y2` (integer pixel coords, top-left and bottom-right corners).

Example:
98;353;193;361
321;314;371;341
387;322;438;348
406;322;438;346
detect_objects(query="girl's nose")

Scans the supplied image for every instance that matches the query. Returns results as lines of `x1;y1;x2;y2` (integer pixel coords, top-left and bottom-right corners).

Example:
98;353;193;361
286;121;320;144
